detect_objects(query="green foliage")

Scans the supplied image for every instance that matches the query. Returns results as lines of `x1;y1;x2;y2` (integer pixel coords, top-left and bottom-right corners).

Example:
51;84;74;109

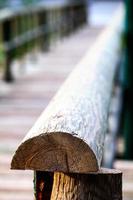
0;0;8;8
22;0;37;6
0;44;5;63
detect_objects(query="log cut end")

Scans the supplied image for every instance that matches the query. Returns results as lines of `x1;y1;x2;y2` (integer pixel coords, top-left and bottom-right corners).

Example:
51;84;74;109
11;132;98;173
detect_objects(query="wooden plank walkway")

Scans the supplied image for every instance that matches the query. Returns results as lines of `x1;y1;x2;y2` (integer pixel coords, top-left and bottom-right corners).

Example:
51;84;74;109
0;26;102;200
115;160;133;200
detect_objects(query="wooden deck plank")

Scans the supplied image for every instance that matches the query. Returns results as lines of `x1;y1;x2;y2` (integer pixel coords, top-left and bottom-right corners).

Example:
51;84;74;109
115;160;133;200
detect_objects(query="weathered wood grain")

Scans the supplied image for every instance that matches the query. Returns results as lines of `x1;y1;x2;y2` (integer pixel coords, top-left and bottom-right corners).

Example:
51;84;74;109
34;171;53;200
11;7;124;173
34;168;122;200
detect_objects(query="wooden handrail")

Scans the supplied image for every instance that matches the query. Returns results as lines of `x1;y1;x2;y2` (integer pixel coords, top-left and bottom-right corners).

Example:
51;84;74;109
0;1;85;21
11;7;124;174
11;6;124;200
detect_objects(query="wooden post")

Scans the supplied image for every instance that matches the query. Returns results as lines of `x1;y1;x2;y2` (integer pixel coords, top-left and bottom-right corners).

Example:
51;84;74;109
34;168;122;200
4;50;14;82
43;10;50;52
34;171;53;200
3;19;14;82
0;22;5;73
38;10;49;52
17;15;25;58
12;16;18;60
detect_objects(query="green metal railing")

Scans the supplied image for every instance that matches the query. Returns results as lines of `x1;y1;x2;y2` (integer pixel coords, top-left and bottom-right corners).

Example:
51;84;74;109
121;0;133;159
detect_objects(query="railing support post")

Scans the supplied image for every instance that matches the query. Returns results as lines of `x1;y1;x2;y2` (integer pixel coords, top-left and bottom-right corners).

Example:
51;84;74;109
34;169;122;200
3;19;14;82
4;50;14;82
34;171;53;200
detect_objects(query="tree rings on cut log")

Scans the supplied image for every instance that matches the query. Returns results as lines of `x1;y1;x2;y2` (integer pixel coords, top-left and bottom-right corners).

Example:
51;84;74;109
11;132;98;173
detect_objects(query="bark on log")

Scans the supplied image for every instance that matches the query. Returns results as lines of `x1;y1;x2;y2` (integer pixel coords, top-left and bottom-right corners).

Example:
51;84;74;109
34;168;122;200
11;7;124;173
34;171;53;200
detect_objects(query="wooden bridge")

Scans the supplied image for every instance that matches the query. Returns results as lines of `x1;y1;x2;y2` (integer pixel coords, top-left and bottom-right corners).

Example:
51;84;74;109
0;1;133;200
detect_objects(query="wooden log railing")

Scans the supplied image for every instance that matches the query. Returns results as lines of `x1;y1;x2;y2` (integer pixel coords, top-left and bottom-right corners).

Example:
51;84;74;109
11;6;124;200
0;0;87;82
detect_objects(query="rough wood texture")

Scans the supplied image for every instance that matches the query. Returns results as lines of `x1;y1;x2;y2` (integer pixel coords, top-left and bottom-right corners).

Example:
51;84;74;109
11;7;124;173
34;168;122;200
34;171;53;200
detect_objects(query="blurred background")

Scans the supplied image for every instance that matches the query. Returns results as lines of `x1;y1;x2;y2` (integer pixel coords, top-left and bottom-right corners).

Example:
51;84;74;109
0;0;133;200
